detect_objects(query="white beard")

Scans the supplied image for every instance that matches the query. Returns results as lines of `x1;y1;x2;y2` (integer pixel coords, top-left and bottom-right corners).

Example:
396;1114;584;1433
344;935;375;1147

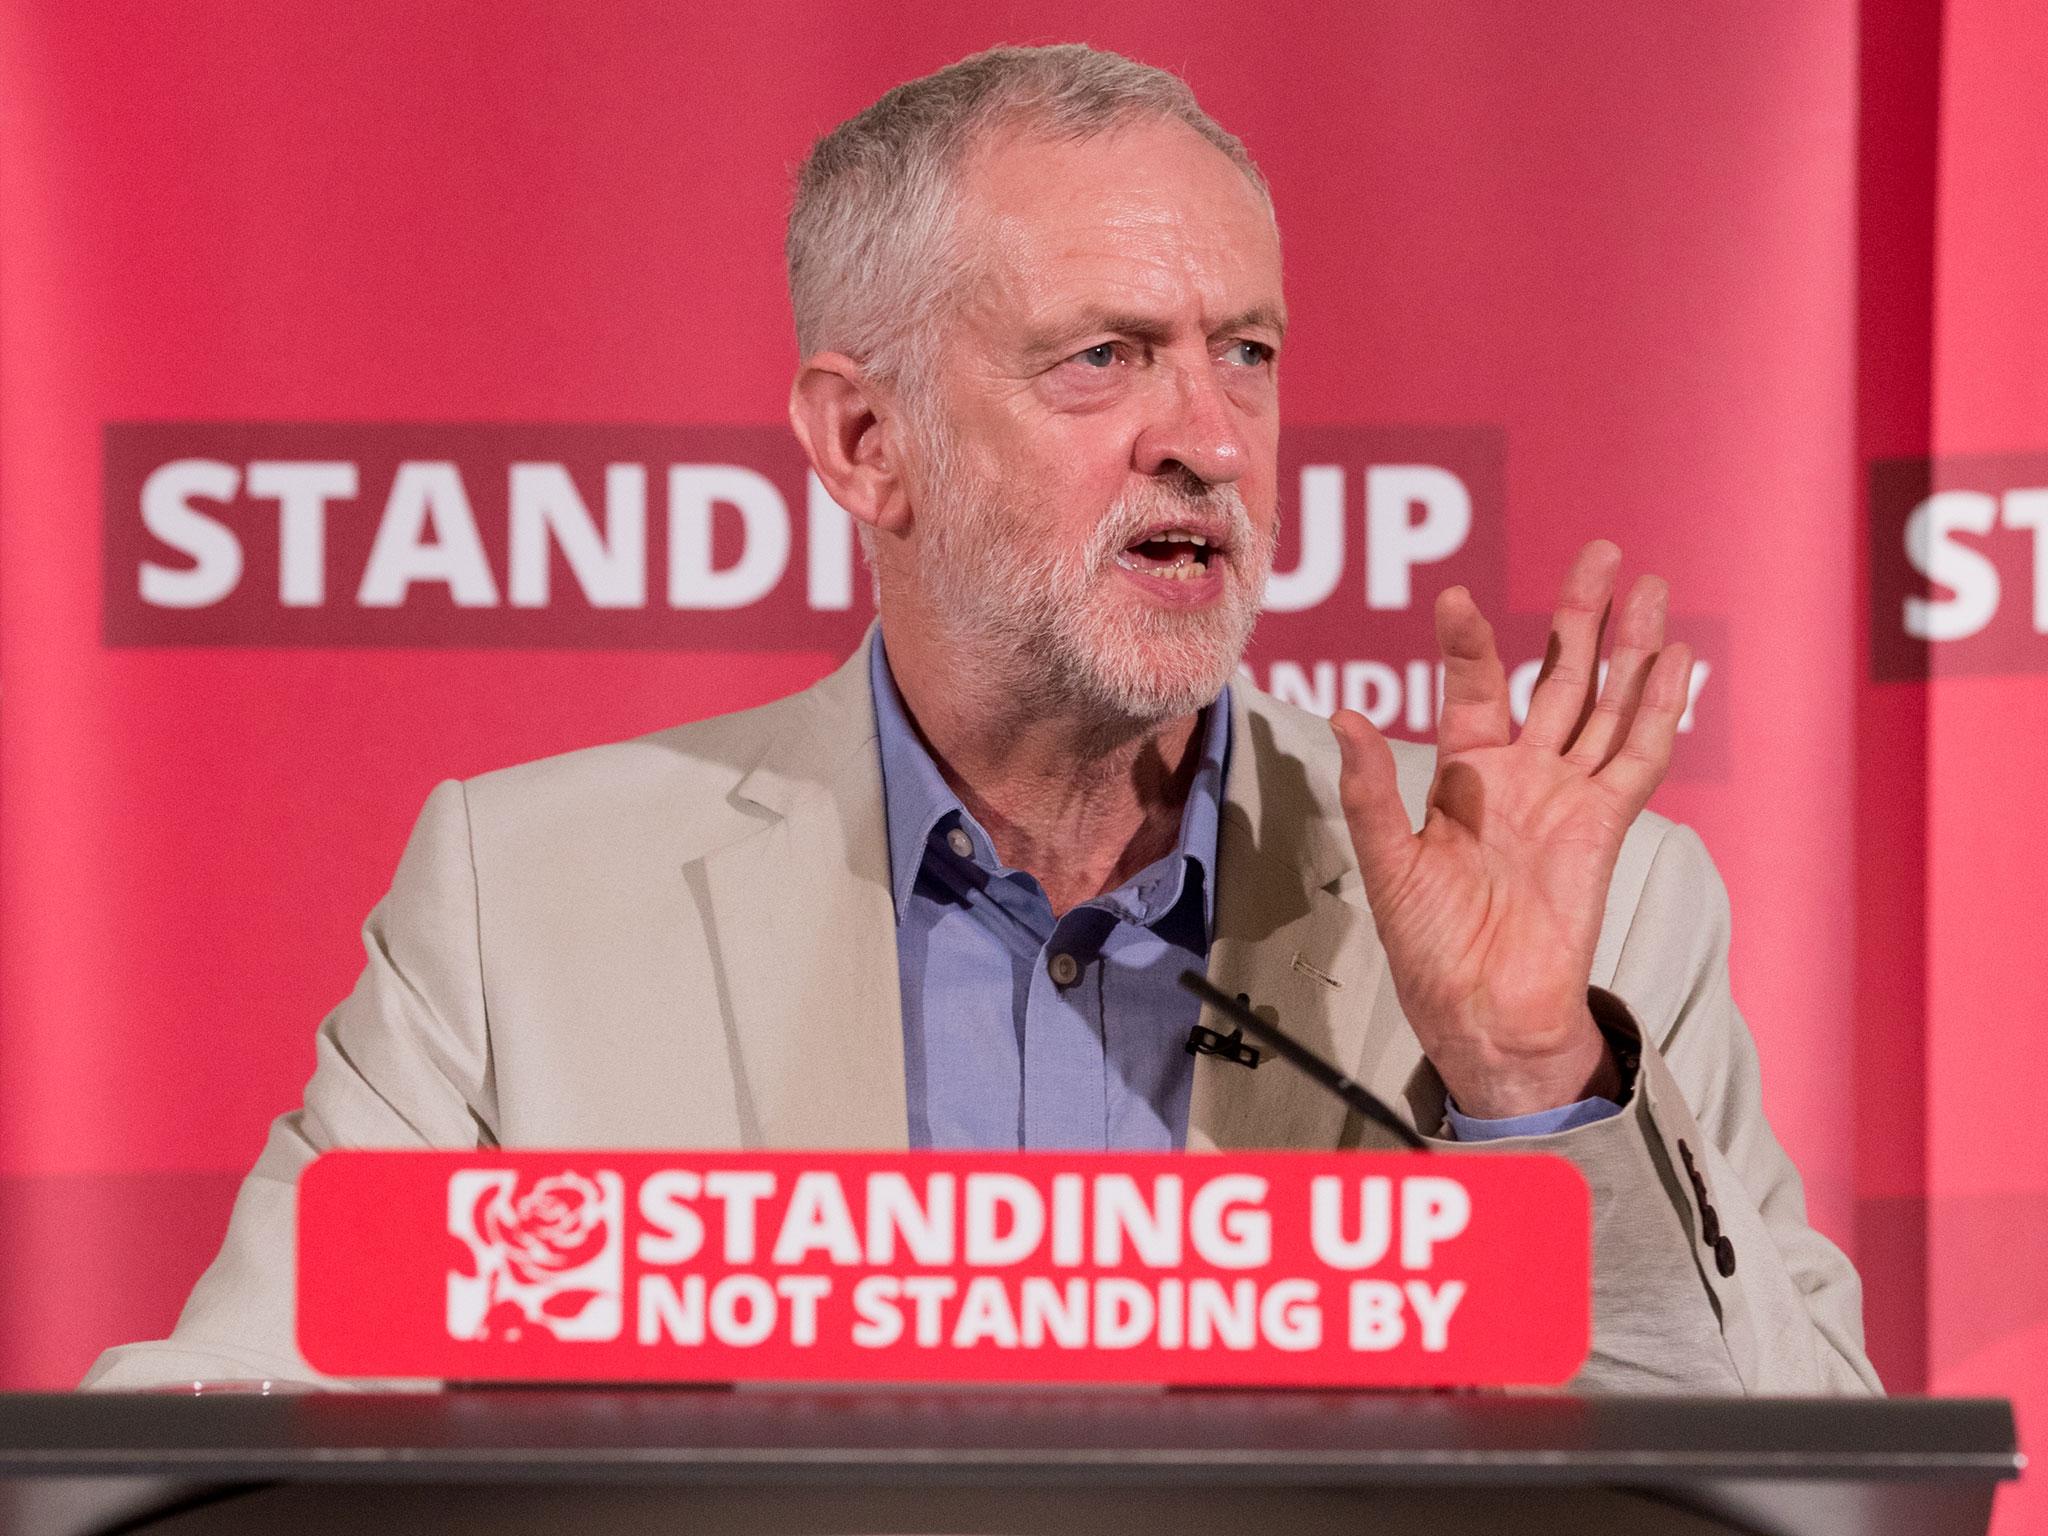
914;432;1274;729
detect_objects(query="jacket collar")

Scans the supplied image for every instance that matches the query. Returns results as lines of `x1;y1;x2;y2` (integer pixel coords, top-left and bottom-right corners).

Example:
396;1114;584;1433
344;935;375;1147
691;636;909;1148
693;630;1424;1151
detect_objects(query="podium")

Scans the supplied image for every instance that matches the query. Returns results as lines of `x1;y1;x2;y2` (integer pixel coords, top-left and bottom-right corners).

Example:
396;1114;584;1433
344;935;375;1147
0;1388;2020;1535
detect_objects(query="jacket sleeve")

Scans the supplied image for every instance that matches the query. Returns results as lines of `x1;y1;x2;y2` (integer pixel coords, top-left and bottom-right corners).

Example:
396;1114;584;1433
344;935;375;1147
1425;819;1881;1395
82;780;493;1390
1616;821;1881;1395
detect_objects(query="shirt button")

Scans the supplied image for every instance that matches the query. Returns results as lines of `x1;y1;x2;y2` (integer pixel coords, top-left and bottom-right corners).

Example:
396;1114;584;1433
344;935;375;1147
1047;952;1080;987
1714;1235;1738;1278
945;828;974;859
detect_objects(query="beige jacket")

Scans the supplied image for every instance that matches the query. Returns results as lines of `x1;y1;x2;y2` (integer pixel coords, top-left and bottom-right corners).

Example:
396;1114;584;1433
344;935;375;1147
85;638;1879;1394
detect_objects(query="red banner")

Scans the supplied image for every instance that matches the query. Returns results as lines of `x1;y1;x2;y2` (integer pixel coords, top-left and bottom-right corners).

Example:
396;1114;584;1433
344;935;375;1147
7;6;2048;1529
297;1151;1590;1386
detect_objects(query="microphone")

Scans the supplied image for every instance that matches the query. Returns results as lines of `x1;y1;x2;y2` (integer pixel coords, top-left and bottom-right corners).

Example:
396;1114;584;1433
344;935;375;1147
1178;970;1427;1151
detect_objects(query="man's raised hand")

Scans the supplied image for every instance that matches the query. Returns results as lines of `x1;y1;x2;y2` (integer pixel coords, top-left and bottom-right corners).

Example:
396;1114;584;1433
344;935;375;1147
1330;540;1695;1120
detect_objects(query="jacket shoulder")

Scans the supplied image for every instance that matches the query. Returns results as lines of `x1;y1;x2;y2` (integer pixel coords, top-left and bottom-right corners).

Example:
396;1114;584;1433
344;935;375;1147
456;673;859;864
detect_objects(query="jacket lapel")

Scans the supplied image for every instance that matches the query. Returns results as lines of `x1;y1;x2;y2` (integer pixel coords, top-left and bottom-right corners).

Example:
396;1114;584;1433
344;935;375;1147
1188;693;1424;1151
688;637;910;1149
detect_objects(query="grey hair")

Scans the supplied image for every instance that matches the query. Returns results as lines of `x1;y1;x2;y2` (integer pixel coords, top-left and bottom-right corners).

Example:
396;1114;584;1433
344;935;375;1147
786;44;1272;396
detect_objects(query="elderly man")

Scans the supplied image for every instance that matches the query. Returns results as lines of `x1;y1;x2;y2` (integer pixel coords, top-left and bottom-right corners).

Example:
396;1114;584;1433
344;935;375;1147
87;45;1876;1393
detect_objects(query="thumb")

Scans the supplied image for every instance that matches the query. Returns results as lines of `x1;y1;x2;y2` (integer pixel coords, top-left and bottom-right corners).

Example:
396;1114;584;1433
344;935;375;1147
1331;709;1416;896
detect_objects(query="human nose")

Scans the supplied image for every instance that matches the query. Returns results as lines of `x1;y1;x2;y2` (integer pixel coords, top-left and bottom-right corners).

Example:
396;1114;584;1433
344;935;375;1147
1131;356;1249;486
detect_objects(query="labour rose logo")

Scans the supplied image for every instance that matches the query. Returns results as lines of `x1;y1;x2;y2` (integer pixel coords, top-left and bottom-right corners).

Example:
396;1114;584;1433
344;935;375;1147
447;1170;625;1343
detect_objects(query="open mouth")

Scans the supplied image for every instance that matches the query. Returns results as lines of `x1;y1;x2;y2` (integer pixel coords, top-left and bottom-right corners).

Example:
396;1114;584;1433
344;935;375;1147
1114;529;1220;581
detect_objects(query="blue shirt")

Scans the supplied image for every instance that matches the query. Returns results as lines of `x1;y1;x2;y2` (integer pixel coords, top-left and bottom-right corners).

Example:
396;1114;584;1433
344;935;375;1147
872;638;1225;1150
869;639;1619;1148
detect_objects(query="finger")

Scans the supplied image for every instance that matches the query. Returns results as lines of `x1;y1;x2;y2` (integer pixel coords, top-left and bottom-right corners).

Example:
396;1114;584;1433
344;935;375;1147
1566;573;1668;770
1595;642;1695;813
1520;540;1622;751
1331;709;1417;900
1433;586;1513;757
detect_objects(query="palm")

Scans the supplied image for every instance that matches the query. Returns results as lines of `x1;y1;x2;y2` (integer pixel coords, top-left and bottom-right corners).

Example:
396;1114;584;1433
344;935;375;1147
1379;746;1628;1044
1333;542;1694;1118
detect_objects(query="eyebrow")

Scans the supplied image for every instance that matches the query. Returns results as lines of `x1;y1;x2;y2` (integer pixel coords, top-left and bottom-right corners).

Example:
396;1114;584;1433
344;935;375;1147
1211;305;1289;342
1022;304;1288;362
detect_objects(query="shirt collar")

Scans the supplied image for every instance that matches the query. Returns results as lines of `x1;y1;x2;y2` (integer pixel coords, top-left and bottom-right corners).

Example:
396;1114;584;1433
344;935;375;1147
869;634;1230;931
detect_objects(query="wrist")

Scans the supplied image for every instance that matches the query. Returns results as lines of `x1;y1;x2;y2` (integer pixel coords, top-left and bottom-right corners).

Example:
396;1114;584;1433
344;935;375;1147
1434;1004;1620;1119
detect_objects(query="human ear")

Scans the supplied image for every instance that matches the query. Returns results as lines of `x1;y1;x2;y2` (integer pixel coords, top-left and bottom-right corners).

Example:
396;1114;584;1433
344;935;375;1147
788;355;913;537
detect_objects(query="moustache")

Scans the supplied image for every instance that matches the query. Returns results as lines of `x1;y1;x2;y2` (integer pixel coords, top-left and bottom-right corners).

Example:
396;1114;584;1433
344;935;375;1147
1082;480;1262;571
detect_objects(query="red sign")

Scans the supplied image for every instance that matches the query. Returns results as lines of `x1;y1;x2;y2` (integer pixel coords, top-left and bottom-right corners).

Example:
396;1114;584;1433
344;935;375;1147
298;1151;1590;1387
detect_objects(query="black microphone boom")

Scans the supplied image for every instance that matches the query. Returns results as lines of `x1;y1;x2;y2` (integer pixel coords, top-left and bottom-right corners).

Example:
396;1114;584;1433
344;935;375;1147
1178;970;1428;1151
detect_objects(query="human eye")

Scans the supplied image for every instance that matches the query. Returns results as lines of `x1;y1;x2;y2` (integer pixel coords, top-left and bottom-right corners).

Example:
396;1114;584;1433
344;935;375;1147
1221;339;1275;367
1069;342;1122;370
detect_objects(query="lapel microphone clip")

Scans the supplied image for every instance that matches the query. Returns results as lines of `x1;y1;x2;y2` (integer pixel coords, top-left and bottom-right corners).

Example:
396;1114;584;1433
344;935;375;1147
1185;1008;1262;1068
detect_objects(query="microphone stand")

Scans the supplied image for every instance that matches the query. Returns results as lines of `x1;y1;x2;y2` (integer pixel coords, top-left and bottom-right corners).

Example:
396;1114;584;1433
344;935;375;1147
1178;971;1428;1151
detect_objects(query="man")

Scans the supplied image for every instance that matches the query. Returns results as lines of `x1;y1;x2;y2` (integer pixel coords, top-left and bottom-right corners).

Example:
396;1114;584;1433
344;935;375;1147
87;45;1877;1393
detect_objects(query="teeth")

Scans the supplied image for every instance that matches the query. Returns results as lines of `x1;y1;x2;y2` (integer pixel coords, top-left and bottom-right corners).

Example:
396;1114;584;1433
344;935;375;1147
1113;528;1221;582
1116;550;1207;579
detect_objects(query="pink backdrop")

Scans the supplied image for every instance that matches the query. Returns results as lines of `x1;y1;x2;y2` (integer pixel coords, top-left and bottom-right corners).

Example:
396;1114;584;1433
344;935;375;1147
0;1;2038;1528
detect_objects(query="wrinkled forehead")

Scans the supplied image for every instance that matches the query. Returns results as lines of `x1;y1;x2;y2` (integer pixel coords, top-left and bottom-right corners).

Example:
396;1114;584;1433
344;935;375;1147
948;118;1284;348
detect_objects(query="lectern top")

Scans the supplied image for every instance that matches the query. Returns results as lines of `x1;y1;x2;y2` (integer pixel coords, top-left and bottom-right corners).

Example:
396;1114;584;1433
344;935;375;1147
0;1389;2020;1486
